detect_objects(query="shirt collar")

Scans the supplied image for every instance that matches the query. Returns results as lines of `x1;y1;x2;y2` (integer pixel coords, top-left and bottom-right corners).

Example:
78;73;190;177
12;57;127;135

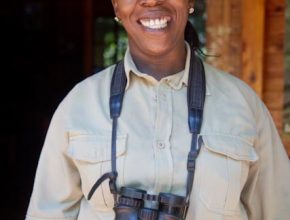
123;42;210;95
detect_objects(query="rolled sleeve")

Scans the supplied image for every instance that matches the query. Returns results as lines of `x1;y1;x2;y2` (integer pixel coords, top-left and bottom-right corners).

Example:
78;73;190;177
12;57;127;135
26;100;83;220
241;98;290;220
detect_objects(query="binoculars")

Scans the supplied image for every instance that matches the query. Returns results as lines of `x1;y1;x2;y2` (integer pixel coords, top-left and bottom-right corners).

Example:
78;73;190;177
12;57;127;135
114;187;188;220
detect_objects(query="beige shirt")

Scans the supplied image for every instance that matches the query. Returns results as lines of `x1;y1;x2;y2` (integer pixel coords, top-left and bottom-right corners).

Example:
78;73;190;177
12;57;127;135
26;43;290;220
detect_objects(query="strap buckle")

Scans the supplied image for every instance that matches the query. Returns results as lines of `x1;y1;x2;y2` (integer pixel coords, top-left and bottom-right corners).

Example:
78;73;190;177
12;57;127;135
187;151;198;172
109;171;118;194
88;171;118;200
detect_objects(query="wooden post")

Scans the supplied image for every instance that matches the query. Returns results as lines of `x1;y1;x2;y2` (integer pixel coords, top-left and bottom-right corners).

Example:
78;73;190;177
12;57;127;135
205;0;242;77
241;0;266;97
206;0;288;155
262;0;287;145
83;0;93;76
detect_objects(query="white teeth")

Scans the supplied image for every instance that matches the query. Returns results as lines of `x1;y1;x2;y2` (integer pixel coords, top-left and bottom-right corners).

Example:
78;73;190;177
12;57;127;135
155;19;160;25
140;17;170;29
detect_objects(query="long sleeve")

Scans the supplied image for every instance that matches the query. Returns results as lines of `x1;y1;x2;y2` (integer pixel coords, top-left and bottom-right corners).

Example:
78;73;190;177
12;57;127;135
241;98;290;220
26;101;83;220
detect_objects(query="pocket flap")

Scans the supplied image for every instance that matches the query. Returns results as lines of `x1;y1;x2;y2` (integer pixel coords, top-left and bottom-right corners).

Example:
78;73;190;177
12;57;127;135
201;134;258;162
67;134;127;163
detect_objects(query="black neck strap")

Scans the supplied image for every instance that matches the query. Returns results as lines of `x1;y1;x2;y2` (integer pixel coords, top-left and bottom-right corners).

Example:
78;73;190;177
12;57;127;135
88;49;206;210
185;50;205;206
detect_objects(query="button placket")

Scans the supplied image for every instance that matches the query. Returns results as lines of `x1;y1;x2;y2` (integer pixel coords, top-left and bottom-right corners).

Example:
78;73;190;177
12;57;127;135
153;94;157;102
153;83;173;193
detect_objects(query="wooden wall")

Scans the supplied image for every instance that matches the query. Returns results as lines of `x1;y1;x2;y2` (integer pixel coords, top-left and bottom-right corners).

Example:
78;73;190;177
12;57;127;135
206;0;289;155
264;0;288;154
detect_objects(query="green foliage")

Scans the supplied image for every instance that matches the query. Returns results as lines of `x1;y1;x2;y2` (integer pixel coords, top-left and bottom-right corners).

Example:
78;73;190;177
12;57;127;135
103;25;128;67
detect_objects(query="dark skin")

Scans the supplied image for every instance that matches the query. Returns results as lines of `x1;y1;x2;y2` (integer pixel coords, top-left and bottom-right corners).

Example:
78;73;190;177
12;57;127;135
112;0;194;80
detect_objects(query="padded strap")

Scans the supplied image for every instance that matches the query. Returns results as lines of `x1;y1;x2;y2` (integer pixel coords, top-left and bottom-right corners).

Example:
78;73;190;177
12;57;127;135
185;51;206;206
110;61;127;118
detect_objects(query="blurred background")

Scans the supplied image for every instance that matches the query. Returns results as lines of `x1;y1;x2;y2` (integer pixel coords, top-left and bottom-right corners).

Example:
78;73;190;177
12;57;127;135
0;0;289;219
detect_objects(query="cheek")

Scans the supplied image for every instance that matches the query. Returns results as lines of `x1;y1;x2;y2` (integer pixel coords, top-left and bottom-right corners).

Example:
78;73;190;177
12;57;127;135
171;2;190;20
115;0;137;18
176;12;189;31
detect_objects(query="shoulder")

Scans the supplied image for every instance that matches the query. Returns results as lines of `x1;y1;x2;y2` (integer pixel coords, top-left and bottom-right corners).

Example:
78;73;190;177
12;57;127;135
54;64;116;116
202;62;265;124
64;65;115;102
203;62;260;107
203;62;256;98
203;62;278;135
75;65;116;94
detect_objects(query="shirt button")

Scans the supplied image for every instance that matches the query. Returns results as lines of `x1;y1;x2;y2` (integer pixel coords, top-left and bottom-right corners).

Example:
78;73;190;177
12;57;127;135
159;93;166;101
157;141;165;149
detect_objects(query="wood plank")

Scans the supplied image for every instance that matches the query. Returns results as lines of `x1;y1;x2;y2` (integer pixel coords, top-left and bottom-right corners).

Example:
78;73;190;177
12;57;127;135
264;77;284;92
267;0;288;154
205;0;242;77
264;0;286;138
263;91;284;111
241;0;266;97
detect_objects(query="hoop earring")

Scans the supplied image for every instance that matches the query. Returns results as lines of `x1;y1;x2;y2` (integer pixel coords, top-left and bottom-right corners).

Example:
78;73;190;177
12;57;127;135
114;16;121;23
189;8;194;14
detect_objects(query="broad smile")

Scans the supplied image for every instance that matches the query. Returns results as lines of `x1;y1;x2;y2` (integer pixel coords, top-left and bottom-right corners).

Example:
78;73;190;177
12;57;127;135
138;16;171;30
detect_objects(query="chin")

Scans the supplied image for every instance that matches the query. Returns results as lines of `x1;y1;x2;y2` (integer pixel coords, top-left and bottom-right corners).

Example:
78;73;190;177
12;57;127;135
141;42;174;56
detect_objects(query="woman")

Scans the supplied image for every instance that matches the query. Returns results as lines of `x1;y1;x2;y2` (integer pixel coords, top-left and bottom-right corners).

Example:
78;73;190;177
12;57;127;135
26;0;290;219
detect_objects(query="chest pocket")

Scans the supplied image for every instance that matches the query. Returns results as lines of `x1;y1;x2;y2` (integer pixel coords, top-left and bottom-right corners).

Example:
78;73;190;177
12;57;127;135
196;134;258;215
67;133;127;211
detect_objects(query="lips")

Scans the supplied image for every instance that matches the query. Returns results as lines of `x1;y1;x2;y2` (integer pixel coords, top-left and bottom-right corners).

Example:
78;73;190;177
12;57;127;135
138;16;171;30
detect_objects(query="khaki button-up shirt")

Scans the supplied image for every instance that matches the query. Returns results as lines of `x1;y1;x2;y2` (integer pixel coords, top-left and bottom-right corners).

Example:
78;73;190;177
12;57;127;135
26;43;290;220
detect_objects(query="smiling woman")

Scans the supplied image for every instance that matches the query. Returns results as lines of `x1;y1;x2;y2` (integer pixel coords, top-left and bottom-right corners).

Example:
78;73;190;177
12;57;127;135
111;0;194;80
93;1;205;69
25;0;290;220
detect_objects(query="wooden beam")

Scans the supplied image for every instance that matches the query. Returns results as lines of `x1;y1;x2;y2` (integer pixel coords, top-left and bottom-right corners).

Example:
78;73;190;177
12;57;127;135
241;0;266;97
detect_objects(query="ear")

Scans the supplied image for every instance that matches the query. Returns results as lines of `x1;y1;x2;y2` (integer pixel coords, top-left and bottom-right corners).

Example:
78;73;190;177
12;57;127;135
188;0;195;9
111;0;119;17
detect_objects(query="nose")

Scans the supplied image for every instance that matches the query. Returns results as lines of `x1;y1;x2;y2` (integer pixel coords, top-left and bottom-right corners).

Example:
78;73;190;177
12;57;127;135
139;0;164;7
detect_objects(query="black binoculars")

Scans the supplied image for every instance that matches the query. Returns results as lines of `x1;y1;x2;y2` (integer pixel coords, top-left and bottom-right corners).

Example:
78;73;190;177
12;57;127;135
114;187;188;220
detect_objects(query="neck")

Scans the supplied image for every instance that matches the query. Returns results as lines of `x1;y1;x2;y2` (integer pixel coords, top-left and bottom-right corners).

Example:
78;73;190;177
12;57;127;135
129;42;187;81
